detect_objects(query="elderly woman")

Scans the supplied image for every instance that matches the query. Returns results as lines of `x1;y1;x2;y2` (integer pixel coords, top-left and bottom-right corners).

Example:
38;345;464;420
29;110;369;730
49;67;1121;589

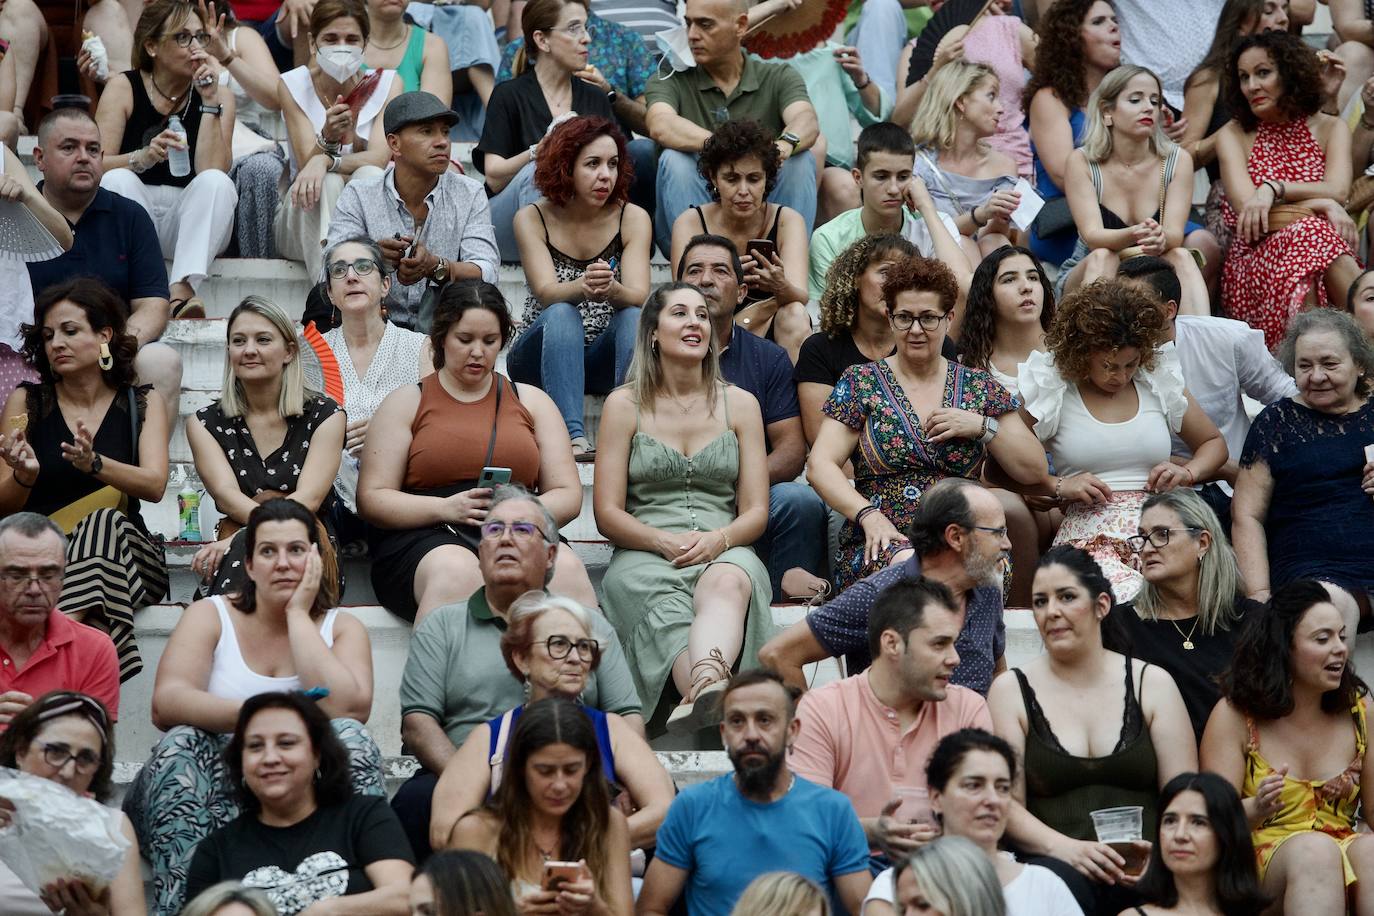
186;691;413;914
0;692;145;915
0;279;169;682
1201;580;1374;915
358;280;594;623
1018;278;1226;601
187;296;345;597
510;116;651;455
429;592;674;853
95;0;237;316
594;283;775;734
1232;309;1374;616
806;256;1047;591
125;498;382;916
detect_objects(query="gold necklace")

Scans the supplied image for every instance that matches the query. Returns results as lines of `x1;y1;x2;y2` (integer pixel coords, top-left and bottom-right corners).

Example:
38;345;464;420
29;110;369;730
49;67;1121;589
1168;615;1200;651
667;392;702;415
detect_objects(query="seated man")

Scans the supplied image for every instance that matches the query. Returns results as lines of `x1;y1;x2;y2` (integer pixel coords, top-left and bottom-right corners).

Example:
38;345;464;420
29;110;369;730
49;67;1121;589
390;486;643;862
327;91;500;332
0;513;121;726
760;478;1010;696
26;107;183;425
791;577;992;861
645;0;819;256
637;669;871;916
678;233;829;600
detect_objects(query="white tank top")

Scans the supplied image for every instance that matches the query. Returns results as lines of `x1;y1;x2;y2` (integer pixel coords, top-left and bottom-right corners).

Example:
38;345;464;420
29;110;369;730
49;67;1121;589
205;595;340;700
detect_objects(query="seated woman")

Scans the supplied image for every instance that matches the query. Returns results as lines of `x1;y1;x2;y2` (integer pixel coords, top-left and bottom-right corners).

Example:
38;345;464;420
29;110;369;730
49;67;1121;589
180;882;277;916
476;0;615;261
95;0;237;316
892;836;1009;916
989;547;1196;911
449;697;633;915
732;872;831;916
1217;30;1360;351
909;60;1020;259
1024;0;1122;267
358;280;594;623
806;256;1046;592
795;234;916;447
1350;268;1374;341
1057;66;1217;313
511;116;652;456
0;279;169;682
1114;489;1258;742
362;0;451;102
1201;580;1374;915
125;498;382;915
1127;771;1269;916
186;691;412;914
410;851;517;916
594;283;775;734
429;592;674;854
668;119;812;363
1232;309;1374;615
1017;279;1226;601
198;1;282;160
187;296;345;597
0;692;145;915
271;0;399;281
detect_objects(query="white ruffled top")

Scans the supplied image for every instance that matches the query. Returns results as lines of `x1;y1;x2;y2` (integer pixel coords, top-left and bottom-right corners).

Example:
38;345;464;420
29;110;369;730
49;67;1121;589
1018;348;1189;491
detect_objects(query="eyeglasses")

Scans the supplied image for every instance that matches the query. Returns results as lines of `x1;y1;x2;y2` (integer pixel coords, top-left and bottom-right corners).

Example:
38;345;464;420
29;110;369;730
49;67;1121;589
326;258;380;280
966;525;1009;539
1125;527;1201;553
890;312;948;332
556;21;588;37
479;520;545;542
0;570;62;588
165;30;212;47
544;634;600;661
36;740;102;775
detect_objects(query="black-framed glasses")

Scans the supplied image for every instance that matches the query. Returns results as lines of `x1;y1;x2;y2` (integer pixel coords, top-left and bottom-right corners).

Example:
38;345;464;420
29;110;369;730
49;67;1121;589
326;258;380;280
544;634;600;661
479;520;544;542
37;740;102;774
0;569;63;588
890;311;948;332
1125;527;1201;553
165;29;211;47
966;525;1009;539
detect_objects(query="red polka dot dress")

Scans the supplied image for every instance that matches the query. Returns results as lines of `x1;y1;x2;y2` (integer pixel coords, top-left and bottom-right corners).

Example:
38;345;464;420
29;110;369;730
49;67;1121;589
1221;118;1357;350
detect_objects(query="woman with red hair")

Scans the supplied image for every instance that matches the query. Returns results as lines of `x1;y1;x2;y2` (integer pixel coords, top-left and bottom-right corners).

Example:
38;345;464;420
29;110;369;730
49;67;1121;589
509;116;651;457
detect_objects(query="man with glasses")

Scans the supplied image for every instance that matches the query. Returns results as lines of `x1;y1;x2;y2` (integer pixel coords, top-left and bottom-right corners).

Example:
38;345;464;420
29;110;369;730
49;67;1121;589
390;484;641;862
0;513;121;729
327;91;499;331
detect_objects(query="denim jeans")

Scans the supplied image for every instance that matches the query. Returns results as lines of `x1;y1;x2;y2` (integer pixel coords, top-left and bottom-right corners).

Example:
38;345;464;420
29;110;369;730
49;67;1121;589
653;148;817;258
846;0;909;98
754;480;829;602
507;302;642;439
490;160;542;261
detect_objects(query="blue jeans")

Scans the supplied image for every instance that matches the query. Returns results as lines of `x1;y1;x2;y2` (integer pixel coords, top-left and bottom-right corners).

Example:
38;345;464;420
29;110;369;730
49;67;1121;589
627;137;658;222
847;0;908;99
654;148;817;258
490;161;542;261
507;302;641;439
754;480;829;602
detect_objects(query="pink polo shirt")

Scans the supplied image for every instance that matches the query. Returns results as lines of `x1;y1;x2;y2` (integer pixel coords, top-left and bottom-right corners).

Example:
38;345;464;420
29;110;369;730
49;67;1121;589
790;673;992;821
0;610;120;723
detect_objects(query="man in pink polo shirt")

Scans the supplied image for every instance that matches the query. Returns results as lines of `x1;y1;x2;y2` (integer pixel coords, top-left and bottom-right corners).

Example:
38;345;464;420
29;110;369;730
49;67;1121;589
0;514;120;726
789;576;991;861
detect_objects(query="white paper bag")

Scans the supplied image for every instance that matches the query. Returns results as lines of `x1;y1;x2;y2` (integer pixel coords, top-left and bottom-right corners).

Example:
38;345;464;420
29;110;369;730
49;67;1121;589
0;767;129;895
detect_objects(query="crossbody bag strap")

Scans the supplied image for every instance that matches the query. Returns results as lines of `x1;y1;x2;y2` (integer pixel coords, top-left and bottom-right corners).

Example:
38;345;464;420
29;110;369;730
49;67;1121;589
484;375;504;468
127;387;141;467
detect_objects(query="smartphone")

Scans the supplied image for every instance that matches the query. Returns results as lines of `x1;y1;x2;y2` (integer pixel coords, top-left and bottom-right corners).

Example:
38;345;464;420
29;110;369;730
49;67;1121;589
543;861;583;892
479;466;512;487
746;239;777;263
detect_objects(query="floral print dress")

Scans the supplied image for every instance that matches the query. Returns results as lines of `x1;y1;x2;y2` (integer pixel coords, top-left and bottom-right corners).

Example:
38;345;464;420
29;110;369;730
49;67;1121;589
822;359;1019;590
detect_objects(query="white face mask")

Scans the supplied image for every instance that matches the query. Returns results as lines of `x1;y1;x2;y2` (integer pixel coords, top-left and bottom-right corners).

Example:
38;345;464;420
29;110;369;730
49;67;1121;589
654;24;695;74
316;44;364;82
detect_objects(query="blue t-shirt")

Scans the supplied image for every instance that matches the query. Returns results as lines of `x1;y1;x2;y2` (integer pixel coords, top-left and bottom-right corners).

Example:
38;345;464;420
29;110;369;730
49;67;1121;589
654;773;869;916
718;323;799;440
26;186;170;306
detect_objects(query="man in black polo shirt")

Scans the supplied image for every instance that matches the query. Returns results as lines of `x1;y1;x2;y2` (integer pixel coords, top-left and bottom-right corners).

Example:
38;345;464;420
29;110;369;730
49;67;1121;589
677;233;828;601
27;108;182;422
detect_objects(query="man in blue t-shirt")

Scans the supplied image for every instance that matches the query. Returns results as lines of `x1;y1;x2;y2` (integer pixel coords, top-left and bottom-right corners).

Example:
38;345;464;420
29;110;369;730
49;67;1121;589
638;669;871;916
677;233;829;602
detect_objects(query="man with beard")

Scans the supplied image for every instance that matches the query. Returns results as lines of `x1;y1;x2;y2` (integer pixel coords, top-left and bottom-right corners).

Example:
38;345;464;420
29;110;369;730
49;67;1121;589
637;669;871;916
790;577;992;861
761;477;1012;695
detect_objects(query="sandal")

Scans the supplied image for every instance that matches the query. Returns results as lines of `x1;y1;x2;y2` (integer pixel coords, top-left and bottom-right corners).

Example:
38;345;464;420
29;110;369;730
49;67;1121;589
571;435;596;462
170;297;207;319
666;647;732;734
781;567;830;607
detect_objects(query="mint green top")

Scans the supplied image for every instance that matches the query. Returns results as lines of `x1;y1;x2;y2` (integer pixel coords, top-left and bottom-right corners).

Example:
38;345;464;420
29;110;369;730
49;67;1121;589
395;25;427;92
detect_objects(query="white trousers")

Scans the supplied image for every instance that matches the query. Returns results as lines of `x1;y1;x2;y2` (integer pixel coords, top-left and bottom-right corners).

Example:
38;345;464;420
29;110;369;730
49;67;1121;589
100;168;237;293
273;165;385;282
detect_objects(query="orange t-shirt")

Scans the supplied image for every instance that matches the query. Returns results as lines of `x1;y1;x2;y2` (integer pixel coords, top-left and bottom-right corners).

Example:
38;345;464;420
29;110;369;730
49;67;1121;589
404;374;541;491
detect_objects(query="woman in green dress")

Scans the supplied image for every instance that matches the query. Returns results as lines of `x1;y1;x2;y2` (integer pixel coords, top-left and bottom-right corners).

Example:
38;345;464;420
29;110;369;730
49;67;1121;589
594;282;775;736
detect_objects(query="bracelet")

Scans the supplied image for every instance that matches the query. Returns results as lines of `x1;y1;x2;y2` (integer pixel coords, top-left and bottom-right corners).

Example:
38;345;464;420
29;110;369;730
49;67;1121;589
855;505;878;526
12;474;34;488
854;73;871;90
971;205;988;228
606;89;618;105
1183;466;1195;485
1053;476;1064;501
129;149;153;173
316;133;342;155
200;104;223;117
720;529;731;550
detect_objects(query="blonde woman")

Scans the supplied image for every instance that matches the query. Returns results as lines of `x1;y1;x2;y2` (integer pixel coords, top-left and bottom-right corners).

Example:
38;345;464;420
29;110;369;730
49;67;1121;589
894;837;1007;916
1057;65;1218;311
731;872;830;916
180;882;277;916
910;60;1020;258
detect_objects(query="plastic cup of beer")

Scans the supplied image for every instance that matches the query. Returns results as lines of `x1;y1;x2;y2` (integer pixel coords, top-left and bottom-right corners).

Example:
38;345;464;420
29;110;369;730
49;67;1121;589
1090;806;1151;876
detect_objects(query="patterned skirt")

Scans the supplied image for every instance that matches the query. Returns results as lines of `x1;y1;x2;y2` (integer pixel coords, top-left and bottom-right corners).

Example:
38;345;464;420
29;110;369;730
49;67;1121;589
1052;490;1147;604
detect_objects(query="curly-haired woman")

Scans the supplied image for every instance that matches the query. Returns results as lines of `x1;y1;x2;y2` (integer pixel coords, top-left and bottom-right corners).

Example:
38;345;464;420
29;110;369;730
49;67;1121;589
1017;278;1226;601
510;116;652;456
1023;0;1122;267
1217;29;1361;350
668;119;811;362
807;255;1047;591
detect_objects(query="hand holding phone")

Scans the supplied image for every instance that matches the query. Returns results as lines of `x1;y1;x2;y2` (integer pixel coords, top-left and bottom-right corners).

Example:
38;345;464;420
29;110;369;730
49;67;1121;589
479;466;512;487
542;860;584;892
746;239;777;263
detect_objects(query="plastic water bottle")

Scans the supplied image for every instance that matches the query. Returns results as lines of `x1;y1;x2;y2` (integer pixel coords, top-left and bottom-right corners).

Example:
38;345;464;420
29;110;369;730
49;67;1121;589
166;115;190;178
177;481;201;541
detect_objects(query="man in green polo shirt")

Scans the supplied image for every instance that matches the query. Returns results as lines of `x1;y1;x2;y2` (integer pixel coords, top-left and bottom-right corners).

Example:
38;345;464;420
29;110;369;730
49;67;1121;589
645;0;820;255
391;486;642;861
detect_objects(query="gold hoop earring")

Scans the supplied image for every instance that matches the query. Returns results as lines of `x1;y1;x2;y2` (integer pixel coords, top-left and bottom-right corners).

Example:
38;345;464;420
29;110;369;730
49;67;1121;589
651;338;659;355
98;342;114;371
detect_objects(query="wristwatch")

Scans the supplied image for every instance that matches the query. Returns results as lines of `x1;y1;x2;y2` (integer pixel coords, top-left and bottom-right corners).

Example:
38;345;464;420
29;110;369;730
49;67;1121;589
200;104;223;117
607;89;618;105
326;151;342;173
89;453;103;475
979;417;1000;445
431;258;449;284
778;131;800;152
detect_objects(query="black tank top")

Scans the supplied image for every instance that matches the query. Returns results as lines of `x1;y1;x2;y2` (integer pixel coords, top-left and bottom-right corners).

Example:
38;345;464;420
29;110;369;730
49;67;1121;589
119;69;204;188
